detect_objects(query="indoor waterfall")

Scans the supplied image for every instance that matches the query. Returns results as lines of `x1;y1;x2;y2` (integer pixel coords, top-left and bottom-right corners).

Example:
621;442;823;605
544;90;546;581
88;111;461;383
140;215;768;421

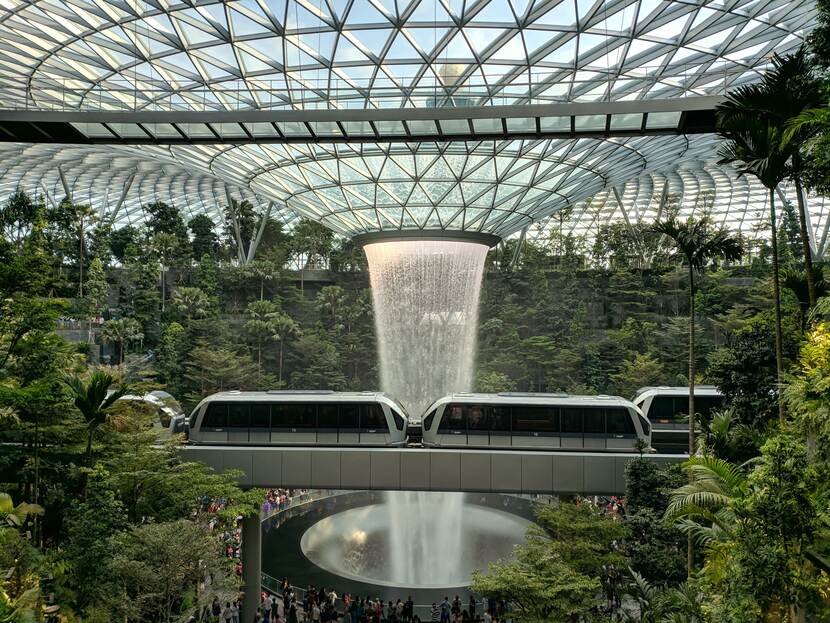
363;239;490;587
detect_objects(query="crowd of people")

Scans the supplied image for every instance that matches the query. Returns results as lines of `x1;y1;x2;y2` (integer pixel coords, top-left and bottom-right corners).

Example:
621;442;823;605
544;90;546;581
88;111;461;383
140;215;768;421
248;581;509;623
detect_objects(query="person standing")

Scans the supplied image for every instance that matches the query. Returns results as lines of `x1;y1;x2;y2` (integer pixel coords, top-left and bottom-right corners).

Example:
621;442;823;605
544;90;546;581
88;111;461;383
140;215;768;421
440;598;450;623
404;597;413;623
430;604;440;623
467;597;475;619
231;601;240;623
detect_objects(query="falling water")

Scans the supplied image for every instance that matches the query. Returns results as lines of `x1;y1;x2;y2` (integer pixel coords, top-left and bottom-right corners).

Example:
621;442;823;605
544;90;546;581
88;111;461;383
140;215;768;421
364;239;490;587
364;239;489;419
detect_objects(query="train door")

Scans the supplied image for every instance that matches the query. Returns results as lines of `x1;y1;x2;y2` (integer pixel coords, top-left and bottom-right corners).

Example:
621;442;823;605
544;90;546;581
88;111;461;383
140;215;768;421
338;404;360;444
606;407;637;450
227;403;250;443
466;404;489;446
199;403;229;443
437;404;467;446
359;403;389;445
249;403;271;444
271;403;317;443
317;404;339;444
582;407;606;449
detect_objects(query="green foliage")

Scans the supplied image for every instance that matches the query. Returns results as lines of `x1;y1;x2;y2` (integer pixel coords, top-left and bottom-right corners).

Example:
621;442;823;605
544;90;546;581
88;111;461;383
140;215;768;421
188;214;218;259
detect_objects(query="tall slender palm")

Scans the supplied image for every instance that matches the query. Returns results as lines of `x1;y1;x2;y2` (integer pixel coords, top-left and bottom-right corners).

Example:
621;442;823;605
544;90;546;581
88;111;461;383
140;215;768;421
101;317;144;364
652;217;742;577
63;370;128;466
717;49;822;308
268;313;301;384
171;286;210;322
652;217;743;458
717;99;789;423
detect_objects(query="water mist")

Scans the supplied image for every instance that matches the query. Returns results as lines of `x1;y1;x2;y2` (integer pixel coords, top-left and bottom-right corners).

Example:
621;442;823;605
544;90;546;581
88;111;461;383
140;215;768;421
363;238;490;587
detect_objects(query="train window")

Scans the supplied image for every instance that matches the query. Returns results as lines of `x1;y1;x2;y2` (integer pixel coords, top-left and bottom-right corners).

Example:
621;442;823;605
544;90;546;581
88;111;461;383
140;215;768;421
695;395;723;417
423;409;437;431
439;405;465;431
203;403;227;428
250;404;270;428
275;404;316;428
583;407;605;434
649;396;677;423
362;404;386;431
466;405;489;431
318;404;338;428
490;406;510;432
227;403;250;428
511;406;558;433
392;410;405;431
561;407;583;434
606;408;635;435
339;405;360;429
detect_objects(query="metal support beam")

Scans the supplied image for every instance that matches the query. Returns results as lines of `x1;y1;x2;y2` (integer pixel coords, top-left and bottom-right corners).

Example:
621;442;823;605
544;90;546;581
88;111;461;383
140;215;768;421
246;201;274;264
612;186;646;266
57;164;72;203
509;227;528;269
225;187;247;265
40;183;57;210
241;513;262;623
107;170;136;228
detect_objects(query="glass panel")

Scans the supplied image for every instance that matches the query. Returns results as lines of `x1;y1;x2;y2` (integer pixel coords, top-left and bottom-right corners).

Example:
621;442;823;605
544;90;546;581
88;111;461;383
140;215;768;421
277;121;311;136
339;405;360;429
212;122;248;137
490;406;510;431
649;396;675;423
144;123;180;138
511;406;557;433
227;403;250;428
70;122;114;138
311;121;342;136
539;116;570;131
439;119;471;134
466;405;489;431
342;121;375;136
275;403;316;428
645;111;682;129
472;117;503;133
318;404;338;428
574;115;606;130
606;407;635;435
673;397;688;423
583;407;605;434
609;113;643;130
406;119;437;134
505;117;535;132
361;404;386;431
177;123;216;138
250;404;270;428
561;407;582;433
203;403;227;428
244;122;280;137
695;395;723;417
423;409;437;431
374;120;406;135
438;404;465;431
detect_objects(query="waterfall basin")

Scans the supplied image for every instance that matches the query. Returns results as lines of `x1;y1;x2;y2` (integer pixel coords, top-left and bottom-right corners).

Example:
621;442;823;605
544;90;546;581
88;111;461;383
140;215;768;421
300;492;532;590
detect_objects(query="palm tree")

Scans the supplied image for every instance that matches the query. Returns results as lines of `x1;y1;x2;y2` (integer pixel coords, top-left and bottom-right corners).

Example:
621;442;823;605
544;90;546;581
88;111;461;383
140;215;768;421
268;313;301;384
652;217;743;457
101;317;144;364
746;49;823;307
63;370;128;466
718;96;789;423
172;286;210;322
152;232;181;313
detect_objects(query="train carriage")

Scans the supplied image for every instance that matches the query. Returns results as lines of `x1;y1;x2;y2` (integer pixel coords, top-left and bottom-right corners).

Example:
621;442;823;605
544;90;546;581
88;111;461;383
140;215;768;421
188;390;408;446
421;392;651;451
632;386;724;454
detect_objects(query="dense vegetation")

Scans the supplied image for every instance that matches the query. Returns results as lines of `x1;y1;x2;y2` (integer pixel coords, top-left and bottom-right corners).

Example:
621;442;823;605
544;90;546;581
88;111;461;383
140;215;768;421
3;7;830;623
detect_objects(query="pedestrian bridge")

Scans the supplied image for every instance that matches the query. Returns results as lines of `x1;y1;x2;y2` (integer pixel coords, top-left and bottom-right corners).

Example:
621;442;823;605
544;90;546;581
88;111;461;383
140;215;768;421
178;445;685;495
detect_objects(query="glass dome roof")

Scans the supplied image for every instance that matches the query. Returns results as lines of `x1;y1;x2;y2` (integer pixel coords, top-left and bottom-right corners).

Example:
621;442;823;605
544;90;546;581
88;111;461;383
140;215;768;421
0;0;819;239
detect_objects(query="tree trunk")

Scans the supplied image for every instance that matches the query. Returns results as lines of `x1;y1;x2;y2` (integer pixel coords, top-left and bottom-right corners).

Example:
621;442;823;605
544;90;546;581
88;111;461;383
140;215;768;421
86;427;94;467
769;189;786;423
78;218;84;299
279;341;284;384
793;173;816;308
161;267;166;313
688;265;696;577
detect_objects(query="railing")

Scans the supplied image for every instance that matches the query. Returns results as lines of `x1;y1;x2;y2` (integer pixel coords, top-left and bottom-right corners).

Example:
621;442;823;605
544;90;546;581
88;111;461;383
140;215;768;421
3;65;766;113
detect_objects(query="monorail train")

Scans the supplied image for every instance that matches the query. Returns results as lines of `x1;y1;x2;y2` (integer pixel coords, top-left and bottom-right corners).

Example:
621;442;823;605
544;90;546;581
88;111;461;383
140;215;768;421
632;386;724;453
187;390;408;445
420;392;651;451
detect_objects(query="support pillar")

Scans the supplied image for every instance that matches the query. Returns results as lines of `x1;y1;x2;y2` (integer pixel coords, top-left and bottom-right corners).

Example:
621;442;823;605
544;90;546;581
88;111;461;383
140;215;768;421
241;513;262;623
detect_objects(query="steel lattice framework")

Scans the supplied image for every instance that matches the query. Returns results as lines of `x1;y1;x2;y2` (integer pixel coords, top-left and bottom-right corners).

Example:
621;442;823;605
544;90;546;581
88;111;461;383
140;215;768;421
0;0;819;238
